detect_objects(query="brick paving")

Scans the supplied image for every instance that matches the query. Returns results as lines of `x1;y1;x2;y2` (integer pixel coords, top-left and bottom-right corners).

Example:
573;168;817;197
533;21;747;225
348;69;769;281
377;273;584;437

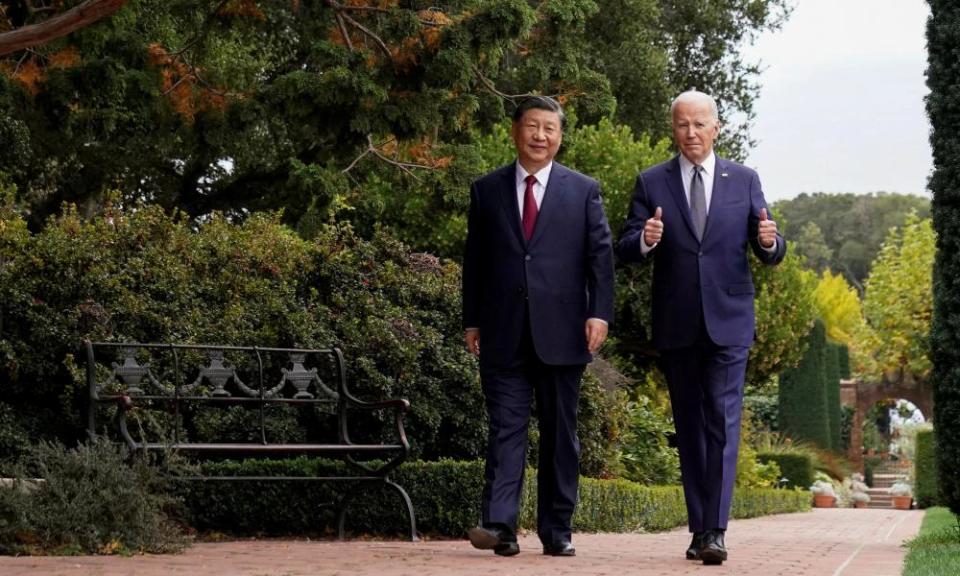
0;508;923;576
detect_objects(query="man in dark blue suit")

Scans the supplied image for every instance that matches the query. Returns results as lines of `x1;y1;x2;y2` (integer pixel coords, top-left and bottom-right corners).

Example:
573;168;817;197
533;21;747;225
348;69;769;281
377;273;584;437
462;96;615;557
618;91;786;565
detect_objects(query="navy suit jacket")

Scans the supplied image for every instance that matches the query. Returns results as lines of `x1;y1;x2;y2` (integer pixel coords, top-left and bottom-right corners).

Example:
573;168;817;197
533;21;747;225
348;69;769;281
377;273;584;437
618;155;786;349
462;162;615;368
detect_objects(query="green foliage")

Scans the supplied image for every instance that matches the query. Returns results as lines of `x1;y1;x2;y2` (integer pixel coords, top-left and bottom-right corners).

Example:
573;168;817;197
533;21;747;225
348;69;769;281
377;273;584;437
929;0;960;518
747;250;818;389
0;202;626;475
778;321;833;450
184;457;808;536
0;440;186;555
860;214;935;382
773;192;931;290
824;341;842;451
756;452;814;490
903;507;960;576
916;428;939;509
617;394;680;486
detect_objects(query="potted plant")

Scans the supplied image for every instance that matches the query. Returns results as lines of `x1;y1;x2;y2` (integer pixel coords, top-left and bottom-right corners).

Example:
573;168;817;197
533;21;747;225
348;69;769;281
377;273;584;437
851;491;871;508
810;480;837;508
849;473;870;508
890;481;913;510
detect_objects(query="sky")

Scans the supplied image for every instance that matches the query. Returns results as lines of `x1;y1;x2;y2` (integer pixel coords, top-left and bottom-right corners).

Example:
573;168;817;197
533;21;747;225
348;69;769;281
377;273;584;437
742;0;932;203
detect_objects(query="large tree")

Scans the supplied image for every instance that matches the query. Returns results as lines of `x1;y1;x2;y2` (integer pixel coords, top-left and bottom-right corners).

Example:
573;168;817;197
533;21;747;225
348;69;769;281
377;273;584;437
1;0;792;230
859;215;934;384
773;192;931;291
927;0;960;516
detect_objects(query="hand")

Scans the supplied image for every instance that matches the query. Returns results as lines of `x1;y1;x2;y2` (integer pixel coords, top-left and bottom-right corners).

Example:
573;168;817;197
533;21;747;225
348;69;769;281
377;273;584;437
585;318;608;354
758;208;778;249
644;206;663;246
464;329;480;357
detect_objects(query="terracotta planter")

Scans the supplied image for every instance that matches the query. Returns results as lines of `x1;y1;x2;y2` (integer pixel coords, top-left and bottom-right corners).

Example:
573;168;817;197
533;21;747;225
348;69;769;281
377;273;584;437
813;494;836;508
891;495;913;510
854;501;868;509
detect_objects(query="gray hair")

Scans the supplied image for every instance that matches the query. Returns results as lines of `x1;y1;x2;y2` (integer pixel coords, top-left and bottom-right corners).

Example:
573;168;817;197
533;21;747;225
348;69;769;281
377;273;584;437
670;90;719;121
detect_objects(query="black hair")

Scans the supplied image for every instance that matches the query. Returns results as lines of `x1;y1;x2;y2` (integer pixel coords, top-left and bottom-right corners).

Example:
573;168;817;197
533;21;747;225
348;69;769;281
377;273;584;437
512;96;566;128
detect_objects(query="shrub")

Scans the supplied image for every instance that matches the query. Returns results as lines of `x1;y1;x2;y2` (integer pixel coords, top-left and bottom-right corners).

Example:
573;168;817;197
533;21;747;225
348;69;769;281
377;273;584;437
779;321;832;450
180;458;809;537
0;202;628;477
757;452;814;490
0;440;186;555
915;427;939;508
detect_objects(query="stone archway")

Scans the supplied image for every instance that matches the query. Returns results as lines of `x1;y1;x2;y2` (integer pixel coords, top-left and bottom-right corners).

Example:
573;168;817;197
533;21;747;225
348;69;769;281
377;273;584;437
841;377;934;470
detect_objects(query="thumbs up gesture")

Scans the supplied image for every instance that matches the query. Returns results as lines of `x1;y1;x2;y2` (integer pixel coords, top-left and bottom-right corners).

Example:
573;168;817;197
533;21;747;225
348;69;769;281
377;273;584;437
644;206;663;246
758;208;778;249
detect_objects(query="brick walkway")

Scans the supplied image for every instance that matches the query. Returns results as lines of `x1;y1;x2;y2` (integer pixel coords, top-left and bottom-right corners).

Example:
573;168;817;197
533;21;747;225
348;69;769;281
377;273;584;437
0;508;923;576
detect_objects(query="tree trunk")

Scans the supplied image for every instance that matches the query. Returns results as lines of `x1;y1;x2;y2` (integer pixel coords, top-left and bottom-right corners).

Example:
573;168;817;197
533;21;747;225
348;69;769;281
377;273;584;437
0;0;128;57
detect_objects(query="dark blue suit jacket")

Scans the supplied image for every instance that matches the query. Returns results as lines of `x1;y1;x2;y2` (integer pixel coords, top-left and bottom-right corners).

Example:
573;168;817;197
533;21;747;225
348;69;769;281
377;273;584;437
462;162;615;368
618;155;786;349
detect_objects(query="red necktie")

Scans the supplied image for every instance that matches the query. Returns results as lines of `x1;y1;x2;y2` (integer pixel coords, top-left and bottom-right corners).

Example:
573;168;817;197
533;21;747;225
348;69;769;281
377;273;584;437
522;174;539;241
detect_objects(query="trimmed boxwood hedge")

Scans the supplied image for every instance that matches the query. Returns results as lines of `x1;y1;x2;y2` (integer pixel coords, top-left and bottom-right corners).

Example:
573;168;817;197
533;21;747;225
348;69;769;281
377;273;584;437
756;452;814;489
178;458;810;537
915;428;938;508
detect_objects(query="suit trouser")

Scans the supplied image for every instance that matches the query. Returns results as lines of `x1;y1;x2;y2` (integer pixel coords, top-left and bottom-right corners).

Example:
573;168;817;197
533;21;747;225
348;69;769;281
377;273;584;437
659;338;749;533
479;326;584;545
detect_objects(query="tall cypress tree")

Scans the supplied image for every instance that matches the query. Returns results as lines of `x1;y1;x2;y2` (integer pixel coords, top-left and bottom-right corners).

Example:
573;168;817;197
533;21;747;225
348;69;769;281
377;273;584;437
824;341;843;451
779;321;831;449
927;0;960;515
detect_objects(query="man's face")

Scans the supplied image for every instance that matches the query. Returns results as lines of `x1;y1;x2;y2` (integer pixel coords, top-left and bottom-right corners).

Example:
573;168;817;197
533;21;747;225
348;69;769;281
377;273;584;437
512;108;563;172
672;99;720;165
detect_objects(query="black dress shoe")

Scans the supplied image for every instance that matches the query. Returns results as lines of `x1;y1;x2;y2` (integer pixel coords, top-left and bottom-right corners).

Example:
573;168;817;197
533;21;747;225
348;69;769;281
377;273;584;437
542;540;576;556
699;529;727;565
685;531;705;560
468;526;520;556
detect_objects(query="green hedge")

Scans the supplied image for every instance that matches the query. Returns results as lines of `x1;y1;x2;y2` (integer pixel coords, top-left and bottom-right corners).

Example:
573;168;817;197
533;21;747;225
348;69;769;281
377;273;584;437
0;202;626;478
756;452;814;489
779;322;833;450
915;428;939;508
179;458;809;537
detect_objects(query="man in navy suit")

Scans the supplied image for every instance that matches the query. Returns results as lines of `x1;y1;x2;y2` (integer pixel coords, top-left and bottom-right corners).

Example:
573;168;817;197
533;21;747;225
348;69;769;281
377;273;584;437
618;90;786;565
462;96;615;557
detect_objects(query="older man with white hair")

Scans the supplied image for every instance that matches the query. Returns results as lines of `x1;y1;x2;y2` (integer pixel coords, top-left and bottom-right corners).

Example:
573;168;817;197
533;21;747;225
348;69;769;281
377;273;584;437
617;90;787;565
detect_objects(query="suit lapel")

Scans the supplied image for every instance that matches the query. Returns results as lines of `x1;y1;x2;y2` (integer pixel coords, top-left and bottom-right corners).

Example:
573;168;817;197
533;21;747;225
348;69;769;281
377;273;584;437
529;163;566;246
666;156;699;242
499;163;525;247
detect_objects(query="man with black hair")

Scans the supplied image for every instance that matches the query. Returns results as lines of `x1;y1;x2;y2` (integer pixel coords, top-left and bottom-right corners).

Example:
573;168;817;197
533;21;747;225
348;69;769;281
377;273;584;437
462;96;615;557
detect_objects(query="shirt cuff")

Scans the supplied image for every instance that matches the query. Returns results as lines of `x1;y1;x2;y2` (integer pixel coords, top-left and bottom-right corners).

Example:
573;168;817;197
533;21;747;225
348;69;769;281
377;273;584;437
587;318;608;326
640;235;657;255
760;236;778;253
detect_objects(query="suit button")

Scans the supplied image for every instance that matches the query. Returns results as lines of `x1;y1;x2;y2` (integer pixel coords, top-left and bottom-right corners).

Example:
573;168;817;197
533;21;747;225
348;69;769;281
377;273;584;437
525;255;532;261
698;251;703;256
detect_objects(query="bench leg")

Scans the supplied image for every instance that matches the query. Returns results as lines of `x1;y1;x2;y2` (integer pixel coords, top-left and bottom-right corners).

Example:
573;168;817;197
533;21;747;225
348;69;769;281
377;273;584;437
335;479;419;542
384;478;418;542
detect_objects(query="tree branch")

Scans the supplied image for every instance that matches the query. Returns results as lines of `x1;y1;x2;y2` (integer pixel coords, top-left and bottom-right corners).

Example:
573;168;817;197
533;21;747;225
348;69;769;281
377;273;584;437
0;0;128;57
342;135;436;180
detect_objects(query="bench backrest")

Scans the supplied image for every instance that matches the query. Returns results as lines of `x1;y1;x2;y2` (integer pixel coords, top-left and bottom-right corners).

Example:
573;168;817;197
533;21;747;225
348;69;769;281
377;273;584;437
85;341;361;446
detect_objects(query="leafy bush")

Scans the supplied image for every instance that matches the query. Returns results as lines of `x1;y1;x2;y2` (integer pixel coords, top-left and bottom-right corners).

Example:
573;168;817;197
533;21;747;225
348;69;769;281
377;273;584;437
182;458;809;537
916;427;939;508
0;201;628;476
0;440;186;555
757;452;814;490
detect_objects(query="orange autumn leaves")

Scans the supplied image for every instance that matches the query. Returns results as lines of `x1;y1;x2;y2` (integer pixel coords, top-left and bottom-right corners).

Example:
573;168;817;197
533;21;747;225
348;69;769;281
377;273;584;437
147;43;230;123
1;47;80;95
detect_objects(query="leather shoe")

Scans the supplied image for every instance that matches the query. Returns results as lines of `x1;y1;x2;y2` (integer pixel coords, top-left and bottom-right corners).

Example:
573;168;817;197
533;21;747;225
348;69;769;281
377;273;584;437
542;540;576;556
699;529;727;565
685;531;705;560
468;525;519;557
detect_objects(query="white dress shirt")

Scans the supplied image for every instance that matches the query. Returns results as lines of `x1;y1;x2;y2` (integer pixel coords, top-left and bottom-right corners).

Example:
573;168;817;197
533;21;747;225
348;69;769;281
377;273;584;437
515;162;552;217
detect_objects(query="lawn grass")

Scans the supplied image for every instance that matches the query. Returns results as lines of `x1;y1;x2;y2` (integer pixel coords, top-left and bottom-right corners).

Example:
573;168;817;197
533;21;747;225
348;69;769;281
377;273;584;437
902;507;960;576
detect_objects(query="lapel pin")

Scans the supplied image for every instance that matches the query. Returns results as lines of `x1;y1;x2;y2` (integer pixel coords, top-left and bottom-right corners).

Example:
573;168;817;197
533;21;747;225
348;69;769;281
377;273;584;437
721;172;729;177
